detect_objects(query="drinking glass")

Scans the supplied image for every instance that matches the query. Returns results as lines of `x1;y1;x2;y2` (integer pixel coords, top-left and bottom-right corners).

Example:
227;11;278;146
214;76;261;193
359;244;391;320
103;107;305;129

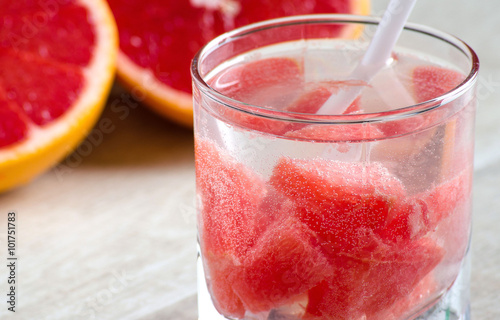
192;14;479;320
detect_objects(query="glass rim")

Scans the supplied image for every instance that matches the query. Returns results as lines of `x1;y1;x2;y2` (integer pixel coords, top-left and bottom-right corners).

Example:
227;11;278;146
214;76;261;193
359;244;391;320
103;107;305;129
191;14;480;125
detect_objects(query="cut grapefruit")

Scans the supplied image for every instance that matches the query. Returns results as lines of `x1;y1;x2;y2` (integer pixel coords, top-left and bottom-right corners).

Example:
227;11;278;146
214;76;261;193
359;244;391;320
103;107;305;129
0;0;118;192
107;0;370;127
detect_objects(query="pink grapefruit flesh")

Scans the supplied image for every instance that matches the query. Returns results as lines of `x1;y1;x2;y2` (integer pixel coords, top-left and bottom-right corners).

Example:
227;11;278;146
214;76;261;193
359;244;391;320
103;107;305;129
107;0;370;126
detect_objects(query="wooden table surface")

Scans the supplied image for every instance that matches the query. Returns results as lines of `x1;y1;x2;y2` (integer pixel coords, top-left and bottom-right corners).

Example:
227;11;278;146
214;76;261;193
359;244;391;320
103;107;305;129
1;0;499;319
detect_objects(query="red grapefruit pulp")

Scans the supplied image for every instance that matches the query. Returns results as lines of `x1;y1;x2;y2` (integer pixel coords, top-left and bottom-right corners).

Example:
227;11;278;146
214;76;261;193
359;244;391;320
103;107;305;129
195;138;266;318
269;157;445;318
107;0;370;126
231;217;331;314
195;138;447;318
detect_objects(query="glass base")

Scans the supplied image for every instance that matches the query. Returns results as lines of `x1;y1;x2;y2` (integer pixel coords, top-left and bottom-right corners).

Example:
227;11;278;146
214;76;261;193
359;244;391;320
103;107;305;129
413;250;471;320
198;252;471;320
197;255;230;320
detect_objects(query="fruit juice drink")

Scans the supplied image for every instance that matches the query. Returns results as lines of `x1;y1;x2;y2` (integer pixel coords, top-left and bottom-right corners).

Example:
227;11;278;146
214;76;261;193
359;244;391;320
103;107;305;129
192;15;478;320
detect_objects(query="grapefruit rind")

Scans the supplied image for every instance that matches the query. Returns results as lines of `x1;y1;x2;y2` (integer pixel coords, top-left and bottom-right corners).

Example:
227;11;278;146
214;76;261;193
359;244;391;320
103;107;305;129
0;0;118;192
115;52;193;127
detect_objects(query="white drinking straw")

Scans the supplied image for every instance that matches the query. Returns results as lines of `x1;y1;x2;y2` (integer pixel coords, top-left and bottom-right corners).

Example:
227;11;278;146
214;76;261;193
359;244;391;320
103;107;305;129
315;0;418;115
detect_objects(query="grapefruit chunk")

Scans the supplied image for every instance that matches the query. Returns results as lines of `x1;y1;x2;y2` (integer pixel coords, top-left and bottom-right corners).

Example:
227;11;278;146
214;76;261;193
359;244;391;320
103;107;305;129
194;138;266;318
195;138;265;256
384;273;440;320
0;0;118;192
204;253;246;318
305;238;443;319
268;157;445;317
422;170;472;229
370;65;465;139
421;169;472;264
281;82;383;142
412;66;465;103
231;217;331;314
269;157;415;249
107;0;371;126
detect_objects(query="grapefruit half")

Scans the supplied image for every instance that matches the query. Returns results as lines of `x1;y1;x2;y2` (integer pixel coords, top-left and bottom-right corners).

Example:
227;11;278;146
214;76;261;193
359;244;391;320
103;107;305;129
107;0;370;127
0;0;118;192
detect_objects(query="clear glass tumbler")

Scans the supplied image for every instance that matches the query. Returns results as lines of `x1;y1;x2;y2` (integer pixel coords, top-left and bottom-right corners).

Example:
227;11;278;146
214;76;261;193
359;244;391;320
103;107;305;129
192;14;479;320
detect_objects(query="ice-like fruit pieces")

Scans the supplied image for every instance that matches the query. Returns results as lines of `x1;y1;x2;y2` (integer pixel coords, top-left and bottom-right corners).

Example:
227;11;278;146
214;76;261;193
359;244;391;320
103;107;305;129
269;157;416;248
304;237;443;319
270;157;444;318
196;140;453;318
195;139;265;256
195;139;267;318
204;254;246;318
370;65;465;138
412;65;465;103
286;81;365;114
384;273;440;320
421;169;472;264
232;217;331;314
422;170;472;228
